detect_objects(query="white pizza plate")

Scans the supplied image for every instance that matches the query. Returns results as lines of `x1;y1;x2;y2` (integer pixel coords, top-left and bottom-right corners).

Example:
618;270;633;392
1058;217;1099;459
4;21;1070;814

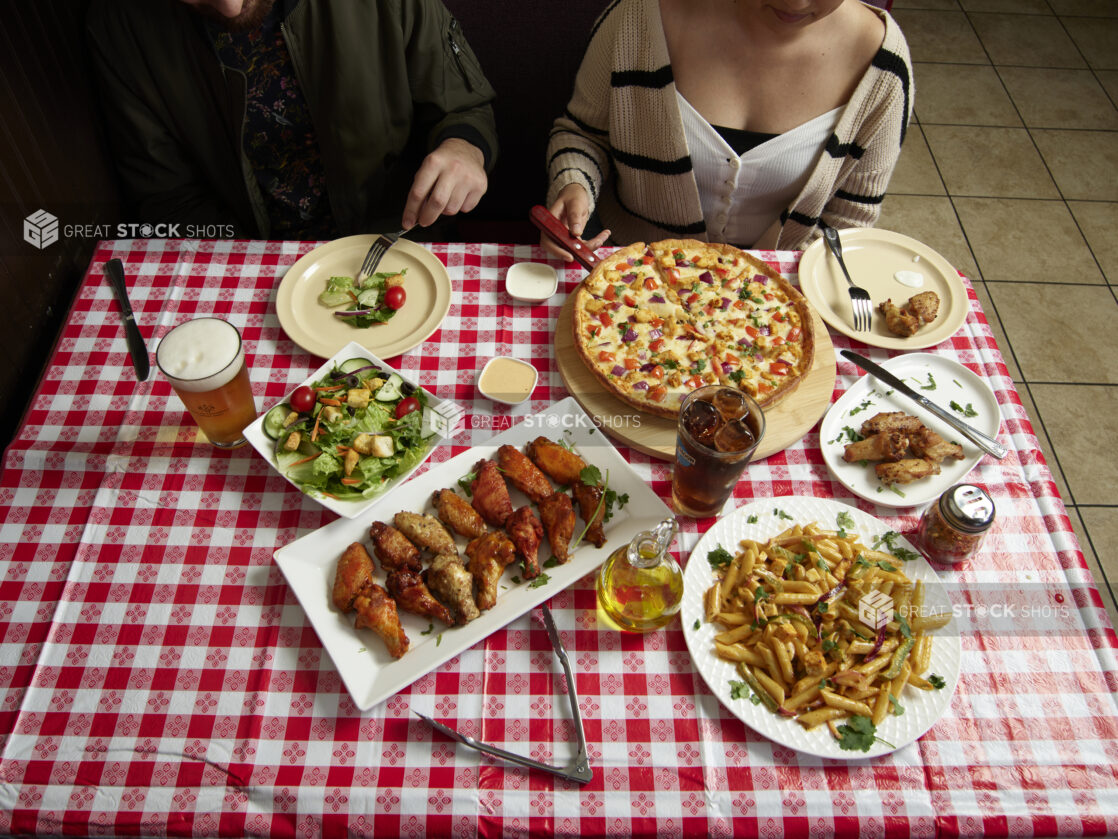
276;234;452;359
680;496;961;760
798;228;968;349
244;341;457;519
820;352;1001;509
274;397;673;711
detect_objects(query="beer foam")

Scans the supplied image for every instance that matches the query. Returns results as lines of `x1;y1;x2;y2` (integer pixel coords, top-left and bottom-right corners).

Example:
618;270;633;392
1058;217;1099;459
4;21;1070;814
156;318;244;393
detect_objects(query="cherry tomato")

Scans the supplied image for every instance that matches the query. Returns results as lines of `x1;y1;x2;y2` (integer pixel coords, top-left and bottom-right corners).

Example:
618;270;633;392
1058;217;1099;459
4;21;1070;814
395;396;420;419
290;385;315;413
384;286;406;311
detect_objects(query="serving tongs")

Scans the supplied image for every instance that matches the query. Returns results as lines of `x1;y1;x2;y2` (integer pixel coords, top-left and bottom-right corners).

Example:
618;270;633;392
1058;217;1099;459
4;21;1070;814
414;605;593;784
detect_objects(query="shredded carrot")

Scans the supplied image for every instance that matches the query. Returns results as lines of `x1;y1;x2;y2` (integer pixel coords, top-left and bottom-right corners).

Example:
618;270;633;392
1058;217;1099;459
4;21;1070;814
310;414;321;442
312;384;345;393
319;398;342;406
340;477;362;486
289;452;321;467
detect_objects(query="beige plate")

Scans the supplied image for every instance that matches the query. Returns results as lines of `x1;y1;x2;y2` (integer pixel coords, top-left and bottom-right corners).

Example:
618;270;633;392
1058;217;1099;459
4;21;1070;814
555;295;836;461
798;228;967;349
276;235;452;359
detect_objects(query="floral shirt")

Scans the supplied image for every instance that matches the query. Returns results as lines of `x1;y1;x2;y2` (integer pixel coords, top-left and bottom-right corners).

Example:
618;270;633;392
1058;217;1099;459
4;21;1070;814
209;10;334;238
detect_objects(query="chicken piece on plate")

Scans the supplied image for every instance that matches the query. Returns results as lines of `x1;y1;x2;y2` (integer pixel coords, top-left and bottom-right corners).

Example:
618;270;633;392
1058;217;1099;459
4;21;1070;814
432;488;487;539
571;478;606;548
875;457;941;485
842;429;910;464
332;542;375;612
352;583;409;659
526;436;587;486
505;505;544;579
537;490;576;564
465;531;518;611
860;411;924;437
470;459;514;528
496;444;553;503
909;425;964;463
427;553;481;625
368;521;422;573
879;299;920;337
386;567;454;626
907;291;940;325
393;511;457;556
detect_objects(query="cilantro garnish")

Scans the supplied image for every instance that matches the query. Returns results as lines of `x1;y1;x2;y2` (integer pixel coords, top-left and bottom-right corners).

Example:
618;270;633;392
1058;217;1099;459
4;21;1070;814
707;545;734;570
836;715;895;752
836;511;856;532
950;400;978;417
528;573;550;589
693;619;701;631
747;514;758;524
729;680;751;701
773;508;794;521
887;694;905;716
928;673;946;690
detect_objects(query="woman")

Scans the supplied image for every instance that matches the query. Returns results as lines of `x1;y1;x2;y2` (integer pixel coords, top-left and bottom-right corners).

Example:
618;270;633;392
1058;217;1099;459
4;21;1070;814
543;0;912;256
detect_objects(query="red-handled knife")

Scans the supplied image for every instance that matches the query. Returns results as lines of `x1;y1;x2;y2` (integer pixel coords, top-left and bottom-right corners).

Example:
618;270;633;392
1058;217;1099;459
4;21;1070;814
529;205;601;272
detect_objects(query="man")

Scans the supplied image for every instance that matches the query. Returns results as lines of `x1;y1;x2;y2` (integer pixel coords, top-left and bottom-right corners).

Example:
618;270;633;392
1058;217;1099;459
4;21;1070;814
87;0;498;239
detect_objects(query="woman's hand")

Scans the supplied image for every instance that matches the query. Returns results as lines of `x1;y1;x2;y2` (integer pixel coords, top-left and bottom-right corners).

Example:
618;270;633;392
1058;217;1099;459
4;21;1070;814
541;183;611;262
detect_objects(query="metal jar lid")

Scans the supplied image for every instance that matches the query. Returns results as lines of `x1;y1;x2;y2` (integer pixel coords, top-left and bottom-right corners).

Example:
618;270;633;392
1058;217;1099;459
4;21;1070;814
938;484;995;533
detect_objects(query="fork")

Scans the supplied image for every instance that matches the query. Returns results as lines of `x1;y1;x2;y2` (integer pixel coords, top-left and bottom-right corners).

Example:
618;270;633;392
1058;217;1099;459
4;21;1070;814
356;227;410;283
821;223;872;332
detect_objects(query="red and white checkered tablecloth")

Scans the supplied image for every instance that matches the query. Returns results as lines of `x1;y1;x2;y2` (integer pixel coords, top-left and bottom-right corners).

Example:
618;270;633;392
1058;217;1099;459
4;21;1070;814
0;239;1115;838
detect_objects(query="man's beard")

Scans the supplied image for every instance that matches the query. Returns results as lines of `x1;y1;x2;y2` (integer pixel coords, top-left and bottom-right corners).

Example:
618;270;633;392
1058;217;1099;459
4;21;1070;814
193;0;277;33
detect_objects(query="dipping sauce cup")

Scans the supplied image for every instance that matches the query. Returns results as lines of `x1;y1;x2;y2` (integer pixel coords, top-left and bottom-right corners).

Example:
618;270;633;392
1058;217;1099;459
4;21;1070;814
156;317;257;449
671;385;765;518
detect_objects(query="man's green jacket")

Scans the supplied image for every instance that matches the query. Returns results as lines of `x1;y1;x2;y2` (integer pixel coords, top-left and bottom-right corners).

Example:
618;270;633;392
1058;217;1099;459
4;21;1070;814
87;0;498;237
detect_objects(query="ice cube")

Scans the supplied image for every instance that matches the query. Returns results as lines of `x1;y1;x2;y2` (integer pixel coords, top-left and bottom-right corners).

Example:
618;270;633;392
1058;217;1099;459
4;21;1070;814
712;387;748;421
683;398;721;446
713;418;757;453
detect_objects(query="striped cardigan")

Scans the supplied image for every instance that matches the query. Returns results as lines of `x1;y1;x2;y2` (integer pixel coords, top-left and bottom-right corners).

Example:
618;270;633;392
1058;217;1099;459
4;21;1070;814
546;0;913;251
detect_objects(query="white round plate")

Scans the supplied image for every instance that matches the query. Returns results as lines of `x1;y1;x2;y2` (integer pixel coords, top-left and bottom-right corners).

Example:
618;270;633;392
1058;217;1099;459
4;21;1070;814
798;228;968;349
276;235;452;359
681;496;961;760
820;353;1001;509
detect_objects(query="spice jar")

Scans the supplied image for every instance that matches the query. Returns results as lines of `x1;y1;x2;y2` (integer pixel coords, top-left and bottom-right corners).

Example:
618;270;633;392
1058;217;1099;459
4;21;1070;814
916;483;995;566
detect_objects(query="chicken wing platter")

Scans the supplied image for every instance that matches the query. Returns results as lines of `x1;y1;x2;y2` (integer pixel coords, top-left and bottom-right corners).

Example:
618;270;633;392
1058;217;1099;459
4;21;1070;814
818;353;1001;509
274;397;673;710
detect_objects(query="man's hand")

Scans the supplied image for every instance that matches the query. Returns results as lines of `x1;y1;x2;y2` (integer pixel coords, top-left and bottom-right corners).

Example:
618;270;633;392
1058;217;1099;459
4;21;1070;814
541;183;610;262
402;137;488;229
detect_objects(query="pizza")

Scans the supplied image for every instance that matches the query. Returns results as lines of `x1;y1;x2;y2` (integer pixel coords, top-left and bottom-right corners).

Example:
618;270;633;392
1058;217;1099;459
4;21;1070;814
571;239;815;419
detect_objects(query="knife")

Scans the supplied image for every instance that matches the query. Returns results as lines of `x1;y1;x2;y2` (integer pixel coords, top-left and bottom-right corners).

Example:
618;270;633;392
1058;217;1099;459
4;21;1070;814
103;258;150;381
841;350;1008;460
529;204;601;272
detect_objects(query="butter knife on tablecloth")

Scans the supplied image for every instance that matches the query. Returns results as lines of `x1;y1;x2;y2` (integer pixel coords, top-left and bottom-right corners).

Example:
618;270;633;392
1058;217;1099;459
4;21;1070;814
103;258;150;381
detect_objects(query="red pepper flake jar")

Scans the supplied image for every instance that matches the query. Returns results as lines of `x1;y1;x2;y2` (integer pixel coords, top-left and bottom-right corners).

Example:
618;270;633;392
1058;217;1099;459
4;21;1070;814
916;483;995;567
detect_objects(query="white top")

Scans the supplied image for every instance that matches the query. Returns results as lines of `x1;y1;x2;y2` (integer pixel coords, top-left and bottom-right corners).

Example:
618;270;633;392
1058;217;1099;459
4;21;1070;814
677;91;843;247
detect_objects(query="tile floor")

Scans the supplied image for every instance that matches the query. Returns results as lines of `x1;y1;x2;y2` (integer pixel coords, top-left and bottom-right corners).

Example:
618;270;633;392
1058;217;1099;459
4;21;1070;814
883;0;1118;630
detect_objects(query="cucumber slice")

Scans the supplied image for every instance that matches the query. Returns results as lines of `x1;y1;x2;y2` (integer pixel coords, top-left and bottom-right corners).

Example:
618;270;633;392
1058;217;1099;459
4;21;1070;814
375;373;405;402
262;403;292;439
337;357;377;375
356;288;380;307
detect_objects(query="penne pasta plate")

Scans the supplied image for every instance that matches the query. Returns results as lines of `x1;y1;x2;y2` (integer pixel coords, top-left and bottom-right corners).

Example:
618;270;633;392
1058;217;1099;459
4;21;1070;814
681;497;961;759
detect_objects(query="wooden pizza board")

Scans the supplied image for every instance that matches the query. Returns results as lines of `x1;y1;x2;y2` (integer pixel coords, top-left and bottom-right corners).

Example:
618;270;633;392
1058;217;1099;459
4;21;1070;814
555;294;836;461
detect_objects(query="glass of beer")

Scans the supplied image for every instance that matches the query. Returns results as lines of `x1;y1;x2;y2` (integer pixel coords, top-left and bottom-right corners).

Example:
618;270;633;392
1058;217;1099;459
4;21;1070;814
155;317;257;449
671;385;765;518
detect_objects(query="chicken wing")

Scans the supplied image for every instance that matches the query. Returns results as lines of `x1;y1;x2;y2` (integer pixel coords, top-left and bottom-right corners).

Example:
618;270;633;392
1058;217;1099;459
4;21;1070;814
505;505;544;579
571;478;607;548
352;583;409;659
909;425;964;463
386;567;454;626
332;541;375;612
526;437;587;486
465;532;518;611
393;511;457;556
427;553;481;625
843;429;910;464
470;459;514;528
537;490;576;564
860;412;924;437
879;298;920;337
432;488;487;539
368;521;421;573
875;458;941;485
495;444;553;503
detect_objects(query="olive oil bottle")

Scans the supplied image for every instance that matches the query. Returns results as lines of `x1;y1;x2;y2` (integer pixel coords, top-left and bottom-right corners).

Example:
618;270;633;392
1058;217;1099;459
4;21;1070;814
596;518;682;632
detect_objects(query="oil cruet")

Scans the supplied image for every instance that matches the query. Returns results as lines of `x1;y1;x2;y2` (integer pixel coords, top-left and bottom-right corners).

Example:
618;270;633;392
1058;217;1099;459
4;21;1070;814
595;517;682;632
